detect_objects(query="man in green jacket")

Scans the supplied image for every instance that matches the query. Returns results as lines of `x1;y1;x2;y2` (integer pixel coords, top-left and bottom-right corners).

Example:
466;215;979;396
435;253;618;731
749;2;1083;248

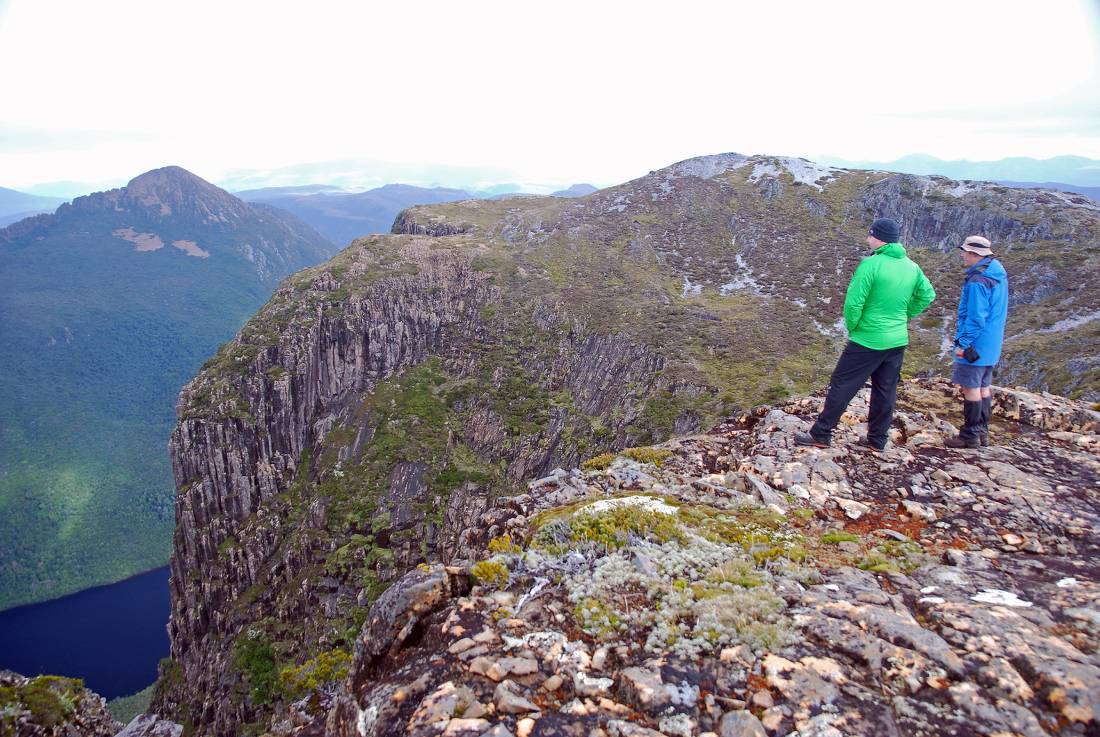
795;218;936;450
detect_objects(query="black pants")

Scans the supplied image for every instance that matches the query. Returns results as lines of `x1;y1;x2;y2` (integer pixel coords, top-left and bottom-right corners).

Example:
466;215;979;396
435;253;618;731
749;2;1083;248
810;341;905;447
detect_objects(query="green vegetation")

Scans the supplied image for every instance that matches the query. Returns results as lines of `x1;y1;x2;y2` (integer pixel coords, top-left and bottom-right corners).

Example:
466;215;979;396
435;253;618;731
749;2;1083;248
318;359;500;536
233;629;280;706
0;675;85;731
470;559;510;589
513;494;802;656
581;453;618;471
858;540;926;573
622;447;672;466
107;684;154;724
706;559;765;589
532;499;687;553
821;530;860;544
582;447;672;471
279;648;351;701
487;534;521;554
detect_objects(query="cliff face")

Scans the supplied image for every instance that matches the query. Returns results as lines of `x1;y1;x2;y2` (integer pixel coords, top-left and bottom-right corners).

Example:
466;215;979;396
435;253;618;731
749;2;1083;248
159;236;685;734
156;153;1100;735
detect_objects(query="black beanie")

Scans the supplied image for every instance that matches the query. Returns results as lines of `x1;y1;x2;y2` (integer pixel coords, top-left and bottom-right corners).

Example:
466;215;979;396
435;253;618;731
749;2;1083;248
871;217;901;243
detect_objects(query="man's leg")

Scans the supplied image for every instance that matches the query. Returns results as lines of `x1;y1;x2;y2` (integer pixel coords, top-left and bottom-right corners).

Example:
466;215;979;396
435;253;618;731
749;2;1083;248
805;342;880;443
946;364;984;448
866;346;905;448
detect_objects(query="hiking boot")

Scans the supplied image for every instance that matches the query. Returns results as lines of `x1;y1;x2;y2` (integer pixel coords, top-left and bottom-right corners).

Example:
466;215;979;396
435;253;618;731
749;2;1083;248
946;399;984;450
944;434;980;449
856;437;886;452
794;432;830;448
980;431;990;447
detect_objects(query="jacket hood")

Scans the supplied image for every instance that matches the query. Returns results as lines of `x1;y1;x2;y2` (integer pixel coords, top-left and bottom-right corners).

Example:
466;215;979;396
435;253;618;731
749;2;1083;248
970;257;1007;282
875;242;907;259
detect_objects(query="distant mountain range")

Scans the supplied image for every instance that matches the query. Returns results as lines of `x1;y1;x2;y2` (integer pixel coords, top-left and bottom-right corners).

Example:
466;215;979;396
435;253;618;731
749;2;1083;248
217;157;523;194
236;183;476;246
236;182;599;245
0;187;65;228
551;183;598;197
0;166;335;610
233;184;345;199
821;154;1100;188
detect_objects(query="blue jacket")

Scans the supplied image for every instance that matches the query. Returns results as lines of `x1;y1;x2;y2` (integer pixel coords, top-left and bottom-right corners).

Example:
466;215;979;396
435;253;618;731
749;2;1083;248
955;257;1008;366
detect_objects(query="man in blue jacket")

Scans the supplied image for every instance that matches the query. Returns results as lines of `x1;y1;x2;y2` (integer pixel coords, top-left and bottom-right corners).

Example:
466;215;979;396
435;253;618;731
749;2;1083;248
945;235;1008;449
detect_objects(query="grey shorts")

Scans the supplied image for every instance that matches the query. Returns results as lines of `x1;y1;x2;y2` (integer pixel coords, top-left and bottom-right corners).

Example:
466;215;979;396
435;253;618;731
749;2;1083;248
952;363;994;388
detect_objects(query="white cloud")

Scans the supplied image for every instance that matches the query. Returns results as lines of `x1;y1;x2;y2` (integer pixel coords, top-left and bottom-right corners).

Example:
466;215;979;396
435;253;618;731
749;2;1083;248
0;0;1097;188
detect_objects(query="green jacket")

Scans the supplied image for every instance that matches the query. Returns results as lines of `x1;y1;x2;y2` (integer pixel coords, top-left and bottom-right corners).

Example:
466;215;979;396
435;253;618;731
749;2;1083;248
843;242;936;349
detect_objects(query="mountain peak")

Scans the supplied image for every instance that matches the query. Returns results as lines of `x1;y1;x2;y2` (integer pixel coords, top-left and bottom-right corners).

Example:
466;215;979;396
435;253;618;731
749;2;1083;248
126;164;208;189
121;165;243;219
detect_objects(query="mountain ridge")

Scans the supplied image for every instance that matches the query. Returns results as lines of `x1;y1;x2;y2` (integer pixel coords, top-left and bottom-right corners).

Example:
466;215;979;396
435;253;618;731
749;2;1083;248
149;151;1099;735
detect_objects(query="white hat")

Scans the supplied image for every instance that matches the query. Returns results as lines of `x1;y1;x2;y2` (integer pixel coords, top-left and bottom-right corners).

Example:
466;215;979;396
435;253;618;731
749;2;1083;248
958;235;993;257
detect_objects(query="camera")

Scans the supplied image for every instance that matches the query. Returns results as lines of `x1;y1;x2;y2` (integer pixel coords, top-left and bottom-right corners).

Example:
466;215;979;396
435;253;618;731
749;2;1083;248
962;346;980;363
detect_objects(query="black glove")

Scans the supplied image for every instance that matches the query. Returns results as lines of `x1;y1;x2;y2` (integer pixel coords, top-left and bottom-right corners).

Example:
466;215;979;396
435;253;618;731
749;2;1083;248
962;345;980;363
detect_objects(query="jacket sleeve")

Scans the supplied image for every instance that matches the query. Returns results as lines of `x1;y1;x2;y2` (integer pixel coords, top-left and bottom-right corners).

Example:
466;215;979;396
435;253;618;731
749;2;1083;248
955;280;991;348
907;267;936;318
843;259;874;334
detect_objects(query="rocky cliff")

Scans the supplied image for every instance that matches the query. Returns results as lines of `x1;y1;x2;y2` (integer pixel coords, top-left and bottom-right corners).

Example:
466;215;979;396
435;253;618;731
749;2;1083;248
154;153;1100;735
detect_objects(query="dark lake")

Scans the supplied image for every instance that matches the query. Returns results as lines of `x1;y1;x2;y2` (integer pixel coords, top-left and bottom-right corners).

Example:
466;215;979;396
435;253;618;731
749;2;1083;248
0;566;170;699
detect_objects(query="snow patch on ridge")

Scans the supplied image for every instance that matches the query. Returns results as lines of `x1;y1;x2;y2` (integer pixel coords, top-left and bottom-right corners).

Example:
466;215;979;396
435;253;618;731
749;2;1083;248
939;314;955;357
748;157;841;190
682;275;703;298
748;162;782;183
668;153;751;180
776;157;842;189
719;253;765;295
945;181;984;198
813;316;847;338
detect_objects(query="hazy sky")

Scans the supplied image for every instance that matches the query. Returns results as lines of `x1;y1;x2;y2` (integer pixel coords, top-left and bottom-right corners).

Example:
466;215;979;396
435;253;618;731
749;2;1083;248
1;0;1098;192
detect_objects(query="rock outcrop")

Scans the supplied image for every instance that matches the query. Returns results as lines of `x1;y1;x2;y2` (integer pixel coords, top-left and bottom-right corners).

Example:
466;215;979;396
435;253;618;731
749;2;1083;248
113;714;185;737
0;670;121;737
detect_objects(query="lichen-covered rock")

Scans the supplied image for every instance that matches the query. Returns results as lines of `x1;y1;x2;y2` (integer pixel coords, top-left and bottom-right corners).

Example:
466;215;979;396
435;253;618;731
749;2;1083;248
357;564;470;667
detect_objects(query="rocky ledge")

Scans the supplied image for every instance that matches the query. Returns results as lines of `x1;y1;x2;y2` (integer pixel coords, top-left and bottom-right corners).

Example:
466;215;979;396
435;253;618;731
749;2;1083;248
268;378;1097;737
0;671;121;737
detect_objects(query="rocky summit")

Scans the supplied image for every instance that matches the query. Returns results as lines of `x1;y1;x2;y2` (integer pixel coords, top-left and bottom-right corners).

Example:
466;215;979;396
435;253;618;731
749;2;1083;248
290;378;1099;737
158;377;1097;737
149;153;1100;736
